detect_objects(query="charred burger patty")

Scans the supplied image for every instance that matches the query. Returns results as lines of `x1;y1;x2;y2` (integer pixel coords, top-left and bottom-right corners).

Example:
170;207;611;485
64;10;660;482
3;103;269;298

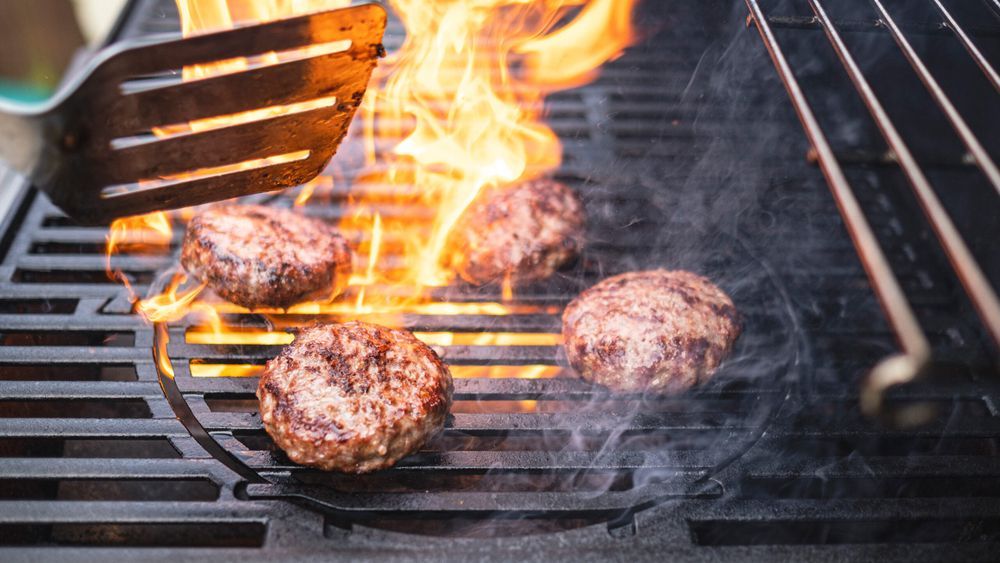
181;204;352;309
257;321;453;473
449;178;586;285
562;270;741;393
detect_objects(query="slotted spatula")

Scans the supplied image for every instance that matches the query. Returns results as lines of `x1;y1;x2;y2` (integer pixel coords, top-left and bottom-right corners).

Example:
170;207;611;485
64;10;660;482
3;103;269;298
0;3;385;225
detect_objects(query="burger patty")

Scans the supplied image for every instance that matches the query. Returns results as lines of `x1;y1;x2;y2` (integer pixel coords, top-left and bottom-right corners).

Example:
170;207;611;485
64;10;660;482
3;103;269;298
181;204;352;309
562;270;741;393
448;178;586;285
257;322;453;473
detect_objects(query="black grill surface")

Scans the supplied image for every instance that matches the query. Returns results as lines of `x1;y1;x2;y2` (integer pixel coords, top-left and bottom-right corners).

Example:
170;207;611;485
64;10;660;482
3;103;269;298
0;0;997;560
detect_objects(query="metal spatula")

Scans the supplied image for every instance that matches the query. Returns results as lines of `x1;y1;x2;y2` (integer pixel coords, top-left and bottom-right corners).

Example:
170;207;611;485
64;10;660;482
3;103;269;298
0;3;385;225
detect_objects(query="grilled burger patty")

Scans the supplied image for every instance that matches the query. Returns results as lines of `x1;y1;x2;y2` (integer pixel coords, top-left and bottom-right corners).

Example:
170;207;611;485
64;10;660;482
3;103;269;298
562;270;741;393
181;204;352;309
449;178;586;285
257;322;453;473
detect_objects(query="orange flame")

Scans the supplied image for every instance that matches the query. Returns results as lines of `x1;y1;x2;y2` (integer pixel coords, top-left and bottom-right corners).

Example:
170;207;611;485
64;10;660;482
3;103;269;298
105;211;173;299
107;0;638;384
161;0;352;137
347;0;638;292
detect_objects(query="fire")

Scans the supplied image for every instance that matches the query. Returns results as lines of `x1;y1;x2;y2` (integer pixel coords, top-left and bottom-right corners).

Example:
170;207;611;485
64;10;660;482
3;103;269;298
345;0;639;293
515;0;638;89
190;363;264;378
185;328;560;347
190;363;559;381
105;212;172;296
160;0;352;137
107;0;639;383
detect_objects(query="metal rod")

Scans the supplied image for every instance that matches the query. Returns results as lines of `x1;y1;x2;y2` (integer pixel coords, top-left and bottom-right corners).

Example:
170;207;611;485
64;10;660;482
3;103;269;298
870;0;1000;194
807;0;1000;348
986;0;1000;20
153;322;266;484
744;0;930;362
934;0;1000;92
765;14;1000;38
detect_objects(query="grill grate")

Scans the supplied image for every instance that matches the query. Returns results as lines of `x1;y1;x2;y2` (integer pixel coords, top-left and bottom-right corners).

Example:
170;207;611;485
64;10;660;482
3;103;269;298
0;0;997;559
746;0;999;418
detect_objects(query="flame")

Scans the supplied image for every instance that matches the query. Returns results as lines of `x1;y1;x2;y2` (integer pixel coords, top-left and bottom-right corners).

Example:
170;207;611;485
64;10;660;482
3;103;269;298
343;0;639;292
190;363;558;382
185;328;559;347
350;211;383;311
162;0;352;137
414;332;561;346
105;212;173;298
451;365;561;379
516;0;638;89
107;0;638;384
209;300;559;316
190;363;264;378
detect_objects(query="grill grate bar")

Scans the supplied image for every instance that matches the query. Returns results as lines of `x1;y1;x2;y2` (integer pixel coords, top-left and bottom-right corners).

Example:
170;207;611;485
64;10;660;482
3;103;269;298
0;381;161;400
245;478;721;513
234;448;728;472
176;375;783;397
748;455;1000;478
0;348;152;363
0;458;220;479
171;343;562;365
198;411;761;433
804;0;1000;345
744;0;930;404
934;0;1000;91
0;418;187;438
747;0;1000;421
867;0;1000;192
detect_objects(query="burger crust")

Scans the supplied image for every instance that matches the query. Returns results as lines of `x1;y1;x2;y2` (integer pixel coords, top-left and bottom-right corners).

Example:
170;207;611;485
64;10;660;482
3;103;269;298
257;321;453;473
562;270;741;393
180;204;352;309
449;178;586;285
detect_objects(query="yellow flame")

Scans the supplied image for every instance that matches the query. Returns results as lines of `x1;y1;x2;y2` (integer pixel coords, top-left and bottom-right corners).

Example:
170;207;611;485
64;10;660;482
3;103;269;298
190;362;558;381
108;0;638;380
351;211;383;311
344;0;639;293
186;329;294;345
190;363;264;378
137;274;206;323
451;365;561;379
185;329;559;347
105;212;172;299
516;0;638;89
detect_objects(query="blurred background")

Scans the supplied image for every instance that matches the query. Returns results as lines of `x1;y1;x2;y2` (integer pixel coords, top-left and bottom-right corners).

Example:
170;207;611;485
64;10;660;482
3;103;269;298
0;0;126;101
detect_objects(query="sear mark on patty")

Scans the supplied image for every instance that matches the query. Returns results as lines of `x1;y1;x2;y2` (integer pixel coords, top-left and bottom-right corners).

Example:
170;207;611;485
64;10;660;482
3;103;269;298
562;269;742;394
257;321;453;473
180;204;353;309
448;178;586;286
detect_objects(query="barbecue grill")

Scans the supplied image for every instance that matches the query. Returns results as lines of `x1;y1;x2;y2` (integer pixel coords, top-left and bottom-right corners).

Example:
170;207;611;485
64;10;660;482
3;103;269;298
0;0;997;560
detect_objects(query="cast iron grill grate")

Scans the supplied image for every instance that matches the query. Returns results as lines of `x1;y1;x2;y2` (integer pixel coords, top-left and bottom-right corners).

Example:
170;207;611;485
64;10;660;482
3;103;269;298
0;0;996;559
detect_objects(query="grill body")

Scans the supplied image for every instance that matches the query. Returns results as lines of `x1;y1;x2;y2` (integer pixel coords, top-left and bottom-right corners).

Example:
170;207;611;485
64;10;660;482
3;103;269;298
0;0;996;560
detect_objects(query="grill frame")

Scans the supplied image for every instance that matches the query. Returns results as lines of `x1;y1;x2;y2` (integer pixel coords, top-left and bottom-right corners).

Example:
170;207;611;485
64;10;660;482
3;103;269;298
0;0;997;559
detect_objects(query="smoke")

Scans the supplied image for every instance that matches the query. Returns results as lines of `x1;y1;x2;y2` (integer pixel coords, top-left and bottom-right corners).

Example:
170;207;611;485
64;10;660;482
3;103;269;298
158;0;996;540
438;0;817;535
